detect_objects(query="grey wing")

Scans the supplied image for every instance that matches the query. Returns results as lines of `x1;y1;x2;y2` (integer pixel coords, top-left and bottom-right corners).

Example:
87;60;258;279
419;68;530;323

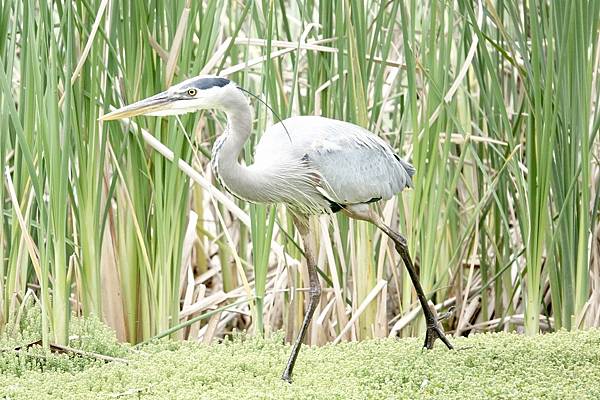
257;116;414;206
306;120;415;205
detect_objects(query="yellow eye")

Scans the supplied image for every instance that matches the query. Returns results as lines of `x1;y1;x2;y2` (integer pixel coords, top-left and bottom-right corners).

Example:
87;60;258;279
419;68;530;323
187;88;197;97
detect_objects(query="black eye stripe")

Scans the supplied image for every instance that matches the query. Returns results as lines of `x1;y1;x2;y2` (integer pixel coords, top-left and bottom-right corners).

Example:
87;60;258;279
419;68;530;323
176;77;231;99
180;77;230;93
196;77;230;90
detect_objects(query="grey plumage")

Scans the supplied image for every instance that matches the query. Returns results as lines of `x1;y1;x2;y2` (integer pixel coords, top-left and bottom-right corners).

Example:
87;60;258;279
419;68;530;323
254;116;415;211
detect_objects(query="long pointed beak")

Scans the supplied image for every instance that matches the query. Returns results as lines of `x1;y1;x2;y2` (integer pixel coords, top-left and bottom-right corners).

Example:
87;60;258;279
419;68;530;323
99;91;173;121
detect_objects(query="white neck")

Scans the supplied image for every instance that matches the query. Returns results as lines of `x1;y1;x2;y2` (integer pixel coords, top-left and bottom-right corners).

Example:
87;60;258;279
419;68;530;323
211;89;325;213
213;94;268;203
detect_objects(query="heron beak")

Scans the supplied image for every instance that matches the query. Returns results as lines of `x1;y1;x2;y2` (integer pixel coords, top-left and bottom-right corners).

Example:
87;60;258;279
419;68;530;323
99;91;173;121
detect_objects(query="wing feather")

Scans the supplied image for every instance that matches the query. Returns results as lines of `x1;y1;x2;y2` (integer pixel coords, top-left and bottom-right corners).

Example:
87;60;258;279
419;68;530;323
254;116;414;207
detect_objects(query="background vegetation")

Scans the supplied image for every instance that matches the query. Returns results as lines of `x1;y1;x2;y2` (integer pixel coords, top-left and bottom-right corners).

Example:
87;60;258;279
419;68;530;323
1;0;599;350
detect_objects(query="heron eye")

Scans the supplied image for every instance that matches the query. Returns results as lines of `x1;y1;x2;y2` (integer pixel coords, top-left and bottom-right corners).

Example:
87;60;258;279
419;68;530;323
187;88;197;97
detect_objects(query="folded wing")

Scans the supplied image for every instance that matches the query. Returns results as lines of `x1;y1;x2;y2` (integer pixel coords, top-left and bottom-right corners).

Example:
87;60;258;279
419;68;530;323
255;116;415;207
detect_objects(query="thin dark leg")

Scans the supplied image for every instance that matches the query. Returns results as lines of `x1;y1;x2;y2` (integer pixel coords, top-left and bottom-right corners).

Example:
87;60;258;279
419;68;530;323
281;217;321;383
380;225;453;350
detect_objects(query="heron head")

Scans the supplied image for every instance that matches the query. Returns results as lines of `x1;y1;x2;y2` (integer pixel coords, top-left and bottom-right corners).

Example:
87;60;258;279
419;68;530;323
100;75;241;121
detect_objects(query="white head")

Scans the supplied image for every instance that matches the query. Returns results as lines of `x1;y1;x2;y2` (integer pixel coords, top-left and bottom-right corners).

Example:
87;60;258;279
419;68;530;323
100;75;246;120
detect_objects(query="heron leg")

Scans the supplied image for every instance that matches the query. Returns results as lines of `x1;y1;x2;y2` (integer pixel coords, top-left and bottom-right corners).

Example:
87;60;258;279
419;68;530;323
343;205;453;350
281;216;321;383
384;227;453;350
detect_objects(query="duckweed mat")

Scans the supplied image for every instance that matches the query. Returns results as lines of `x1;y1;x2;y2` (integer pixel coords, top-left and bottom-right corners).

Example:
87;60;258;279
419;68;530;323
1;329;599;399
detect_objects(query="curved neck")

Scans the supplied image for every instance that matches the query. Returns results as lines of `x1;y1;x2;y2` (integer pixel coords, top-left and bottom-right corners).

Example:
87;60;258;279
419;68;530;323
220;104;253;168
213;96;264;202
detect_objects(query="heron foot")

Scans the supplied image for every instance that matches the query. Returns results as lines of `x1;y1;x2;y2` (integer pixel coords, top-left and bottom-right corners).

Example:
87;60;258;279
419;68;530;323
423;316;454;350
281;372;293;383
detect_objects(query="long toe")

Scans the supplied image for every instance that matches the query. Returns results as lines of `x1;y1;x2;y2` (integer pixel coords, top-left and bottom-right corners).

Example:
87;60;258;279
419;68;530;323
424;322;454;350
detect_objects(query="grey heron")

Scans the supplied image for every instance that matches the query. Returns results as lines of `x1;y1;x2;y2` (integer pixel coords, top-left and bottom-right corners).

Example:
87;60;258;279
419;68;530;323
101;75;453;382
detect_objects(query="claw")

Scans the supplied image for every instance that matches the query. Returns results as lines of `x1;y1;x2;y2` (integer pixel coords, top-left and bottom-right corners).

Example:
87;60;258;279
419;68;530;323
422;302;454;350
424;320;454;350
